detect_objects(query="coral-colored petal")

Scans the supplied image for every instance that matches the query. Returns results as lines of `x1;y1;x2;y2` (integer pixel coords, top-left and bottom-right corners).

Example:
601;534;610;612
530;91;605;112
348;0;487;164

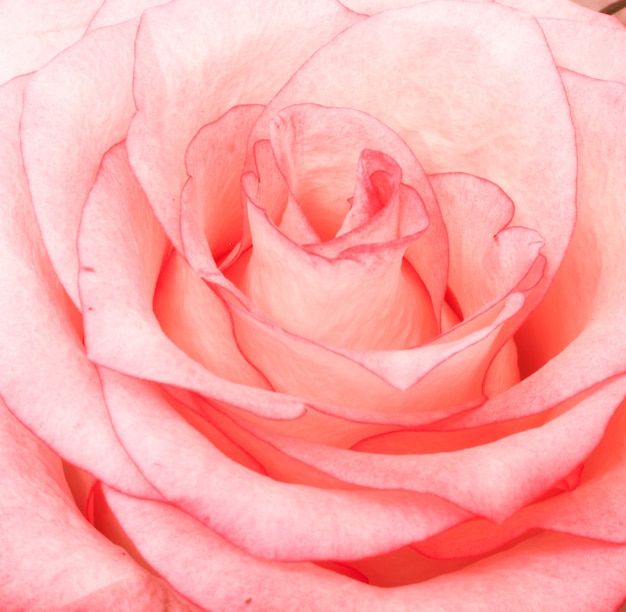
233;376;626;521
0;77;154;497
0;399;191;610
127;0;362;250
153;250;272;388
100;368;471;562
21;20;138;304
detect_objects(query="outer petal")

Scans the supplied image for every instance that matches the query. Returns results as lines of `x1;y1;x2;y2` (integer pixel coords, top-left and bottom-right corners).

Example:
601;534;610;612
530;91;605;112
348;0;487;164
0;0;101;85
0;398;195;610
0;77;154;497
100;367;472;562
21;19;139;304
127;0;363;250
78;142;305;420
448;70;626;428
104;487;626;611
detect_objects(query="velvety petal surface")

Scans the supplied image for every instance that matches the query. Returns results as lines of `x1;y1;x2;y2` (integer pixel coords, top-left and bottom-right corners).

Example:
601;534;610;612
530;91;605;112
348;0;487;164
78;142;305;420
104;486;626;611
127;0;363;251
0;398;193;610
252;1;577;309
0;77;154;497
0;0;101;84
20;19;139;305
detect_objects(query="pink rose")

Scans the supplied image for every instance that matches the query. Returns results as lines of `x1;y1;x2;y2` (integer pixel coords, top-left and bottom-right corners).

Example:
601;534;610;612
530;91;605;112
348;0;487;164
2;0;626;609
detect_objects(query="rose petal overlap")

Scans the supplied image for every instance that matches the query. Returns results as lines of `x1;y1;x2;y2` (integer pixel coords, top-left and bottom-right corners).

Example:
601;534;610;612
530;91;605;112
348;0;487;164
2;0;626;610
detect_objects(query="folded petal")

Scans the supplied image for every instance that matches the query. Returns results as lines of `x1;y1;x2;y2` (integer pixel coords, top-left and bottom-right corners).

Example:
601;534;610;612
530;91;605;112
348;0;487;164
0;77;154;497
127;0;362;250
21;19;138;304
253;1;577;310
0;398;190;610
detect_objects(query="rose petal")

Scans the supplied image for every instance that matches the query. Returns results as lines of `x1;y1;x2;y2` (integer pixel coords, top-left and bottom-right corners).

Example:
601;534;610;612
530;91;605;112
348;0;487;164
228;375;626;522
127;0;363;251
153;250;272;388
181;104;265;273
100;367;472;561
445;70;626;429
78;142;305;420
21;19;138;304
540;18;626;82
0;77;154;497
0;0;101;85
87;0;172;31
0;398;190;610
104;486;626;611
431;172;545;318
252;0;577;309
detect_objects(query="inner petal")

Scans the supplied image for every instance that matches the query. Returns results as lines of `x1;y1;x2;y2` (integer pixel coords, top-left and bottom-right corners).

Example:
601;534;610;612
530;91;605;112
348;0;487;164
225;105;438;350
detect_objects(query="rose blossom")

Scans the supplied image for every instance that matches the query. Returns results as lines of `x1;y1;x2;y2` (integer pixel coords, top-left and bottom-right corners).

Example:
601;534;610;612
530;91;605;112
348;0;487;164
2;0;626;609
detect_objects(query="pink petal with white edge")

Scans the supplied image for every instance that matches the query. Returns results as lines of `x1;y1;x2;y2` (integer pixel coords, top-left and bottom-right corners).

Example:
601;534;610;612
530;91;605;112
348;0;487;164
78;142;305;420
0;398;193;611
253;0;577;308
0;77;154;498
181;104;265;274
104;486;626;611
127;0;363;250
100;367;472;562
445;71;626;429
0;0;101;85
21;19;138;304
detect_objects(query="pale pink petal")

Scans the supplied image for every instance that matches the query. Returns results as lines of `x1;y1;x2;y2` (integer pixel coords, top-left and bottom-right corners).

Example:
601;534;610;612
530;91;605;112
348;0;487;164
78;142;306;420
100;367;471;562
446;70;626;429
127;0;363;251
242;103;448;321
431;172;544;318
181;104;265;273
226;292;524;430
339;0;492;17
230;375;626;522
0;77;154;497
0;398;193;610
497;0;622;24
0;0;101;85
21;19;138;304
540;18;626;81
104;487;626;610
230;182;435;351
87;0;172;31
252;1;577;310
